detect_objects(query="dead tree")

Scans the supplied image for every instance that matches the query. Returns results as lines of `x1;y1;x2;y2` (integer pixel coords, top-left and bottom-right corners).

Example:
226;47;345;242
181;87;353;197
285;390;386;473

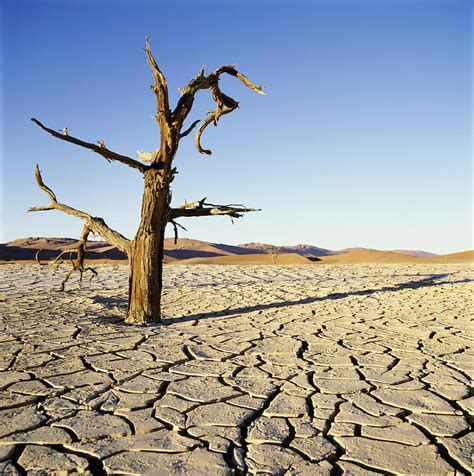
29;38;263;324
267;246;282;264
34;223;98;291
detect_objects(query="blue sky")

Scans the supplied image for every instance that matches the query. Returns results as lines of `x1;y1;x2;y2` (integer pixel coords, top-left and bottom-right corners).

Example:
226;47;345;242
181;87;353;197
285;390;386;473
1;0;472;254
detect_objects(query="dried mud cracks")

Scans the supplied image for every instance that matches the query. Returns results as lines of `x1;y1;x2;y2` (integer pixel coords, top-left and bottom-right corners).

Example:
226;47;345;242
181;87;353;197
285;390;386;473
0;263;472;475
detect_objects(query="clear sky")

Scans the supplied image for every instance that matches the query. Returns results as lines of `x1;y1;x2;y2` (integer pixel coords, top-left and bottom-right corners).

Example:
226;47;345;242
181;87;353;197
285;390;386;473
1;0;472;254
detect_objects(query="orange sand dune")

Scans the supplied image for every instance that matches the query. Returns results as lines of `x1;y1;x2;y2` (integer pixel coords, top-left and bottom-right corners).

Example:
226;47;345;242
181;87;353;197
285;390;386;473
164;238;232;257
175;253;313;265
422;250;474;263
317;249;421;264
163;238;265;260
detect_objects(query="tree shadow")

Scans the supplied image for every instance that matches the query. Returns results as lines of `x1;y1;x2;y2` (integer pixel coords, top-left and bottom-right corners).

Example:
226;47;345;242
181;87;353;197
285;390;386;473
164;273;473;324
91;272;472;327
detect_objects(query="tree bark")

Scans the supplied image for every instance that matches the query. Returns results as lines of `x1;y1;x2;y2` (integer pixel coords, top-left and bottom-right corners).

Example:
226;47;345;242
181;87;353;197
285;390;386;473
126;169;170;324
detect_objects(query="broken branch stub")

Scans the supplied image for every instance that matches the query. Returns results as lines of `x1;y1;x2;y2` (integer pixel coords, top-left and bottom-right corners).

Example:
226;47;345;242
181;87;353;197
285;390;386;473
170;200;260;220
145;36;171;126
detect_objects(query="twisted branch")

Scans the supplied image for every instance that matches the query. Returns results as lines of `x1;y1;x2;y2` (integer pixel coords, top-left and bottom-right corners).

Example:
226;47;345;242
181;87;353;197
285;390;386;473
172;64;265;155
195;107;234;155
58;225;98;292
29;165;131;255
35;249;70;267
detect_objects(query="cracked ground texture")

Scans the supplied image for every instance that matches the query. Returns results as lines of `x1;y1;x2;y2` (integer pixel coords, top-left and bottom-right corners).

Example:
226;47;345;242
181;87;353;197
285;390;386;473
0;263;472;475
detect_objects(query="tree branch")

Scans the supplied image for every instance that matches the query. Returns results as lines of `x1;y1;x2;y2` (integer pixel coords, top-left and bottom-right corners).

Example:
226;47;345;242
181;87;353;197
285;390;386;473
145;37;171;155
31;118;148;173
180;65;265;98
172;65;265;154
170;219;187;244
179;119;200;139
29;165;131;256
195;107;234;155
35;249;70;267
58;225;98;292
169;199;260;220
146;36;170;121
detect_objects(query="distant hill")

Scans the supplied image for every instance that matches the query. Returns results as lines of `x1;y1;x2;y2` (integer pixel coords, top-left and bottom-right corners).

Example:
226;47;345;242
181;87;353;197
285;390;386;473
2;237;470;265
392;249;438;258
318;249;422;264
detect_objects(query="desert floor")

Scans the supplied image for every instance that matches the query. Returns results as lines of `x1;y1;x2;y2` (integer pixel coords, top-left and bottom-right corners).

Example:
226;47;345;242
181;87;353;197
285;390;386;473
0;263;472;475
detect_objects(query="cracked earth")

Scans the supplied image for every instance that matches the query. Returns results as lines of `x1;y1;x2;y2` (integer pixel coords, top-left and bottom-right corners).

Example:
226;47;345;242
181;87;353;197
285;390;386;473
0;263;472;475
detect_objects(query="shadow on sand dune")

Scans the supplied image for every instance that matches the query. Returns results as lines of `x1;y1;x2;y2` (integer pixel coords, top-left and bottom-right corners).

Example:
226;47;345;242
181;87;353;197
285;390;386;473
92;273;472;326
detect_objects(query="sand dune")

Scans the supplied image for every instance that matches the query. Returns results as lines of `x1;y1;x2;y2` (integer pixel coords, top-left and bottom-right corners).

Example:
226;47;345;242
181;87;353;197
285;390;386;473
391;249;437;258
163;238;265;260
2;237;471;264
318;249;422;264
422;250;474;263
175;253;313;265
1;237;127;261
164;238;229;260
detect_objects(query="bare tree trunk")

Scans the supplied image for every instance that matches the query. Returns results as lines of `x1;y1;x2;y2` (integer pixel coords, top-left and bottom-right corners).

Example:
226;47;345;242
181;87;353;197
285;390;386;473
126;170;169;324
